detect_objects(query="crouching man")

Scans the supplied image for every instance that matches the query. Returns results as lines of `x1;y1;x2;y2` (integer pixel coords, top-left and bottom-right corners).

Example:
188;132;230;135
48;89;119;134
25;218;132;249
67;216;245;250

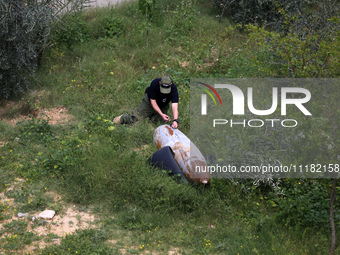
113;75;179;129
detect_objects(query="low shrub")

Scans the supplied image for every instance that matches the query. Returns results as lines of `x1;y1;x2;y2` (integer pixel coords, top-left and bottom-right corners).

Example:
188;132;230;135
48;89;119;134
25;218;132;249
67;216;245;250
53;14;90;48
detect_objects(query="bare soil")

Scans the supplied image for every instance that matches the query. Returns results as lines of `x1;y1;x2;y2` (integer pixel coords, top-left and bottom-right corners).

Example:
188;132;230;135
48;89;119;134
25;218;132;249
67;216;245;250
0;179;98;254
0;97;75;127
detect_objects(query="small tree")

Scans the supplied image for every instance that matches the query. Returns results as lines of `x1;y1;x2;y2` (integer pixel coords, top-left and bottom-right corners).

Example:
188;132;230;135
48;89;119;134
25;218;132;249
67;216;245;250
138;0;156;48
246;6;339;254
0;0;92;99
0;0;52;98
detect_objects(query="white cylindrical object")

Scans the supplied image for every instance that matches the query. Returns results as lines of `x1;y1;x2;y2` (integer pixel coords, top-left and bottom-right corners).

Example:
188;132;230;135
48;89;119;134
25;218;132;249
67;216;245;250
153;125;210;184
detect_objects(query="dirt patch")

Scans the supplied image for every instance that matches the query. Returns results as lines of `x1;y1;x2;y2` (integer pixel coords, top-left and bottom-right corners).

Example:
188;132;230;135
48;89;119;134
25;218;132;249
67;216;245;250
133;144;150;155
0;181;98;254
179;61;190;68
0;141;7;147
32;207;96;238
21;206;97;253
0;100;75;126
1;90;75;126
0;100;16;114
0;205;98;254
168;248;182;255
38;106;75;125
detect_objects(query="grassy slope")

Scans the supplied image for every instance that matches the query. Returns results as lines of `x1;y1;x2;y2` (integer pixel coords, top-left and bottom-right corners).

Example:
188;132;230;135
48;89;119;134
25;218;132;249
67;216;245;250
0;1;339;254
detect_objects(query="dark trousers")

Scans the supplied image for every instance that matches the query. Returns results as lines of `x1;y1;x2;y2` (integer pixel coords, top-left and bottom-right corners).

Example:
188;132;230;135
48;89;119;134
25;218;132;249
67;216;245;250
120;93;169;124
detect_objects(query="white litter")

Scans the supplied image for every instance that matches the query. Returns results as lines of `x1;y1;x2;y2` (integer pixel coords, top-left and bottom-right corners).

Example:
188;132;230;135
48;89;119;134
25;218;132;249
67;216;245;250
38;210;55;220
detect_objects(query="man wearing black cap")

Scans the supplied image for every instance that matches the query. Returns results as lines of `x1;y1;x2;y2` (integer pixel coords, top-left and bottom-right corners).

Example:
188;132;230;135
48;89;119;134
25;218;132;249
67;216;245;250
113;75;179;129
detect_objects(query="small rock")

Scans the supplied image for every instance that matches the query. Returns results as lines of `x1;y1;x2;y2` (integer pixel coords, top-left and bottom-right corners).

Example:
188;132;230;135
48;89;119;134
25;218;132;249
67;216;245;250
38;210;55;220
18;213;29;218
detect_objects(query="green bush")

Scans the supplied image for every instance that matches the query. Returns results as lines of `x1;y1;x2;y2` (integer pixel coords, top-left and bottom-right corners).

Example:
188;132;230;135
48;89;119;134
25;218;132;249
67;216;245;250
53;9;125;45
246;19;340;77
213;0;301;27
53;14;90;48
214;0;340;37
272;180;340;228
102;16;125;38
164;0;196;43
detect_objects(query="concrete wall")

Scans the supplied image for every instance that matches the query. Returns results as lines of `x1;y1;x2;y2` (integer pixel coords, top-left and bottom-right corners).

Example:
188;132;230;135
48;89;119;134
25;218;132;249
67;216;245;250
92;0;128;7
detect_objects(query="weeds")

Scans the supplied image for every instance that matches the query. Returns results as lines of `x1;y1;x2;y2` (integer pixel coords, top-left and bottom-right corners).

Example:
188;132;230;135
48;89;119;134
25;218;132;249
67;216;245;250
0;1;339;254
53;14;90;49
16;118;52;145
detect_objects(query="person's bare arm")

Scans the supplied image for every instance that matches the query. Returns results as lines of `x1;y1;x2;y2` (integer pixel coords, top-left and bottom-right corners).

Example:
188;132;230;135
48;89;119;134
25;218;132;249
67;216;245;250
150;99;170;122
171;103;178;129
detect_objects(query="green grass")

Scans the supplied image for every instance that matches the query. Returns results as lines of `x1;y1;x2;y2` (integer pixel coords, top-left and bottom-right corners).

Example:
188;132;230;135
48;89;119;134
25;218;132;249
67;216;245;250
0;0;339;254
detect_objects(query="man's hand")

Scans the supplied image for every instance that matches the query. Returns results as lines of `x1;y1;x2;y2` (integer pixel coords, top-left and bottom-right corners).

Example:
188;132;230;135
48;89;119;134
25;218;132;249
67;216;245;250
150;99;170;122
171;120;178;129
162;113;170;122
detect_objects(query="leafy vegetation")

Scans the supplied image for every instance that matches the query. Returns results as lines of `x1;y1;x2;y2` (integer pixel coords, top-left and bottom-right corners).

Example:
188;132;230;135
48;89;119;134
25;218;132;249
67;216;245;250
0;0;92;99
0;0;339;254
0;0;53;98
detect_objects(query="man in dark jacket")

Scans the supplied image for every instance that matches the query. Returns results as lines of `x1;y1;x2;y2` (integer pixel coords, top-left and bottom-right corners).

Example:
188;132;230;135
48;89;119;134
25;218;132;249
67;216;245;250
113;76;179;129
